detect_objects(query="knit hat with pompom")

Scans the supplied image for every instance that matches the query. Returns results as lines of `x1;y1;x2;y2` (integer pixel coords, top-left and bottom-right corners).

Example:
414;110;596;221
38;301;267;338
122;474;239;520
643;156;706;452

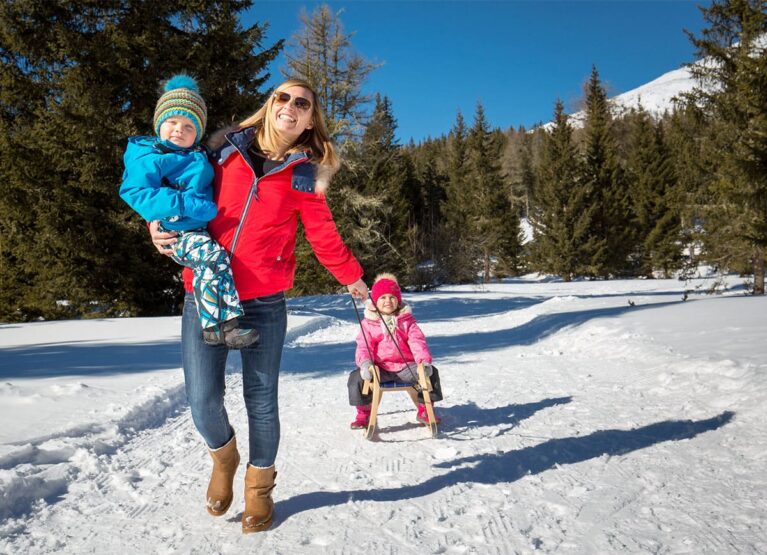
370;273;402;304
153;74;207;144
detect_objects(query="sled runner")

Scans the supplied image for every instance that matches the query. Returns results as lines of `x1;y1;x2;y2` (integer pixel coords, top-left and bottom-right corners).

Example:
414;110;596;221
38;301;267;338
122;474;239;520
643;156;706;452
361;362;438;440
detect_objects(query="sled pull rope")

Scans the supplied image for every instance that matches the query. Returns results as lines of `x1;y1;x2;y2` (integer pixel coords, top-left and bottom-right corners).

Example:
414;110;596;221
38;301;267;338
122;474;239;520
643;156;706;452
351;294;377;370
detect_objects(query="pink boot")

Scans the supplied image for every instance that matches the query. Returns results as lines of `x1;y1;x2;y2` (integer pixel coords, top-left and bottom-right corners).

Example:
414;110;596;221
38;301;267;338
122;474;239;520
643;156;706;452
350;405;371;429
416;403;441;425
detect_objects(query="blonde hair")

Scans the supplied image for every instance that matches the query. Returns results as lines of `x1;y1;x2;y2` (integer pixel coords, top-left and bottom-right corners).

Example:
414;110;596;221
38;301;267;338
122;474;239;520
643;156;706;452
239;79;339;172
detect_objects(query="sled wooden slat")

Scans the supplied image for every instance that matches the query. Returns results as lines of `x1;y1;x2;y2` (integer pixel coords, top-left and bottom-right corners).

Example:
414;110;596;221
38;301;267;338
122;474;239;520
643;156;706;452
362;363;437;440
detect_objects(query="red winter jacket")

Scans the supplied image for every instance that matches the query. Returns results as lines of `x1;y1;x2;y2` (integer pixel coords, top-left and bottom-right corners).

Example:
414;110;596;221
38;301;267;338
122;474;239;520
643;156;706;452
182;127;362;299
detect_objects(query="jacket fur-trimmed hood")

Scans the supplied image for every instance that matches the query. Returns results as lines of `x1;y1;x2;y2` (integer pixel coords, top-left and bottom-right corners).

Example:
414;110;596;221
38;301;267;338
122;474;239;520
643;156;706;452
206;125;337;194
363;299;412;321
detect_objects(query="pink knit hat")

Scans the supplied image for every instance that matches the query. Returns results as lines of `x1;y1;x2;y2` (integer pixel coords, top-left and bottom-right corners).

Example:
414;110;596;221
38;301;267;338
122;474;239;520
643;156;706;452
370;274;402;304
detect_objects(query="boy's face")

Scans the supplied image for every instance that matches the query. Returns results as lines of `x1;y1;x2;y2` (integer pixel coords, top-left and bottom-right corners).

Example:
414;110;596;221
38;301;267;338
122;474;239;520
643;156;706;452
375;294;399;315
159;115;197;148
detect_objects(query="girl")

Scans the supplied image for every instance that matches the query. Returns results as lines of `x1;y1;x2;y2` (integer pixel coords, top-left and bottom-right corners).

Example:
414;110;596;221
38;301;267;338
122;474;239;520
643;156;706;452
348;273;443;429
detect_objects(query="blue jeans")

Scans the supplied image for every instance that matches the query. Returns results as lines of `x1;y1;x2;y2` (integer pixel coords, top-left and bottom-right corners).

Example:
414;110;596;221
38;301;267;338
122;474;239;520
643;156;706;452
182;292;287;467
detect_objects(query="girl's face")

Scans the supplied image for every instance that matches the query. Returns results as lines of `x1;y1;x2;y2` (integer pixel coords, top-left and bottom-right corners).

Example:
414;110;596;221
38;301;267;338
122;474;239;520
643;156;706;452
271;85;314;143
376;294;399;315
159;115;197;148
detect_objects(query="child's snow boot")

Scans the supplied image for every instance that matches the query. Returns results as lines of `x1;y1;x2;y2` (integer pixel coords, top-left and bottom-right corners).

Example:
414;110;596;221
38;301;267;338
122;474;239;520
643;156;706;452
416;403;441;425
350;405;371;429
223;321;259;349
206;434;240;516
202;318;259;349
242;464;277;533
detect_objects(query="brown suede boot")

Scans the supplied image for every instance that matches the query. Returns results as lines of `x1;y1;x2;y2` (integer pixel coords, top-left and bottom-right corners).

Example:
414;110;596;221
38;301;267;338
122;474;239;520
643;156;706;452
206;434;240;516
242;464;277;533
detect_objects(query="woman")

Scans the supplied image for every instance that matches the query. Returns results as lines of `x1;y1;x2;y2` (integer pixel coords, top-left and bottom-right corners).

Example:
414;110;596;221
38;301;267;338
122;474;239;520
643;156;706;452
149;79;367;533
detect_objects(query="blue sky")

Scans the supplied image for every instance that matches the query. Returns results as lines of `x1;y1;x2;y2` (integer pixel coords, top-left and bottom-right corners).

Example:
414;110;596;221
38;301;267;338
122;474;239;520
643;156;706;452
245;1;708;143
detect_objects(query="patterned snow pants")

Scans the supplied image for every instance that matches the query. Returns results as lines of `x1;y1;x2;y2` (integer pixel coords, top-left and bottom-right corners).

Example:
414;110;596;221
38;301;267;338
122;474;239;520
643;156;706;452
169;229;243;330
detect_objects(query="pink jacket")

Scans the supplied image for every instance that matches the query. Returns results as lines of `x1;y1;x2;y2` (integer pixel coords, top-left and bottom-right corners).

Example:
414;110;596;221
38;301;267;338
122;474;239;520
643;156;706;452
355;301;432;373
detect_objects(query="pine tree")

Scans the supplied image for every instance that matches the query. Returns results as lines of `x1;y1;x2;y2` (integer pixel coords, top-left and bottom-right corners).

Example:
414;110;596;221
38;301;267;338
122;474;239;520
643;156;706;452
443;111;470;232
440;111;477;283
406;137;449;287
510;128;536;219
358;95;411;274
685;0;767;293
581;66;631;277
0;1;280;321
665;105;714;275
465;102;521;282
625;108;683;277
282;4;379;144
529;100;596;280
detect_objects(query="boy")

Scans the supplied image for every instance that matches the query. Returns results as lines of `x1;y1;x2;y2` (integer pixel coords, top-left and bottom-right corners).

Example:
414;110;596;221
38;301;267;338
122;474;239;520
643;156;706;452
120;75;257;349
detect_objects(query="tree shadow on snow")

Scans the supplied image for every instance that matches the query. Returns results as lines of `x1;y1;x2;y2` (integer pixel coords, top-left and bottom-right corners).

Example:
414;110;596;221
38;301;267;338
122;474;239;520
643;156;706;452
280;300;681;375
438;397;573;439
273;411;734;527
427;300;680;359
369;397;573;442
290;294;546;323
0;340;181;379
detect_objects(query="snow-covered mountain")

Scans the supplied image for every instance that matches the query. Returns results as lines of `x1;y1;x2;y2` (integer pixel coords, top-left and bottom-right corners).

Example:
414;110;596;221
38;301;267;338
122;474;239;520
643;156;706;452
605;65;696;118
542;62;699;130
551;33;767;129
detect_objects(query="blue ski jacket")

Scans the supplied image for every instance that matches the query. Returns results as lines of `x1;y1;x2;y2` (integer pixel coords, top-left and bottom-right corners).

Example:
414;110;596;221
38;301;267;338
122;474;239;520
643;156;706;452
119;136;217;231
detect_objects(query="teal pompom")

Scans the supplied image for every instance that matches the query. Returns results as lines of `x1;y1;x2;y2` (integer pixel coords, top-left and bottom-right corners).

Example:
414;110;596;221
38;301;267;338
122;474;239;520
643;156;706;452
164;74;199;93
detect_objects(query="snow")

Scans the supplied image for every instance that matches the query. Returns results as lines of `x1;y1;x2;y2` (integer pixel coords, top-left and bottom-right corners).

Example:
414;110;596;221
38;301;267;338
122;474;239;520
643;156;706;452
1;275;765;553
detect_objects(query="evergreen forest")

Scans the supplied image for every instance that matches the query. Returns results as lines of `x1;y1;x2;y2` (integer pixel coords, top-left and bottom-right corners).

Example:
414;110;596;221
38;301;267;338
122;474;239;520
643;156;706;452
1;0;765;322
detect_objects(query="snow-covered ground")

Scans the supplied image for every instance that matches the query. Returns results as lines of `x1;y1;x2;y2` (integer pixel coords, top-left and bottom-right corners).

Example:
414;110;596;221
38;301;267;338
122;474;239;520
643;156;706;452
1;274;765;554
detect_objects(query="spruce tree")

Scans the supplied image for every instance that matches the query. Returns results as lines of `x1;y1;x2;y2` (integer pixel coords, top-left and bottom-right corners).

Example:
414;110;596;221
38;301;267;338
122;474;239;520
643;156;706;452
511;129;536;219
685;0;767;293
356;94;416;277
465;102;521;282
0;1;280;321
581;66;632;277
440;110;477;283
625;108;682;277
665;105;713;275
411;139;449;285
529;99;596;280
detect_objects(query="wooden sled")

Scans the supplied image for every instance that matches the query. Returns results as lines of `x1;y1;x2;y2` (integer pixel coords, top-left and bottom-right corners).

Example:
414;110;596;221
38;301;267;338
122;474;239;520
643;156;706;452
361;362;438;440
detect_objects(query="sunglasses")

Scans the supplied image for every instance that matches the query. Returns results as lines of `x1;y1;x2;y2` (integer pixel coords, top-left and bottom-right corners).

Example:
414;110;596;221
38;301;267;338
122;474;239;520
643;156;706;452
273;91;312;111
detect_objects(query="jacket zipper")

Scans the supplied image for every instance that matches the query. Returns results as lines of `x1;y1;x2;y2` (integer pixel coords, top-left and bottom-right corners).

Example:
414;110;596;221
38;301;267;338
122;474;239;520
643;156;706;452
225;137;307;254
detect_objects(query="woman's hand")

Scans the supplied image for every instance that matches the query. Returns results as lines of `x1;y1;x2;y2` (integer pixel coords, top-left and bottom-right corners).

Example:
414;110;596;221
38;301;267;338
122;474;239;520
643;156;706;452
149;220;178;256
347;278;368;300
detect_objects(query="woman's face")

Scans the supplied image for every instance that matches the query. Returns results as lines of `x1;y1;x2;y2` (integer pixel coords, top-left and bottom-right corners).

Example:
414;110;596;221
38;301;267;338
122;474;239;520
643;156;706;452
271;85;314;143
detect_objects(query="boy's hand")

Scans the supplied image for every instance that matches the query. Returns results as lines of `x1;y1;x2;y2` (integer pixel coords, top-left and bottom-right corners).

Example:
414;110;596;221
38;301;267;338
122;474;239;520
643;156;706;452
149;220;178;256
